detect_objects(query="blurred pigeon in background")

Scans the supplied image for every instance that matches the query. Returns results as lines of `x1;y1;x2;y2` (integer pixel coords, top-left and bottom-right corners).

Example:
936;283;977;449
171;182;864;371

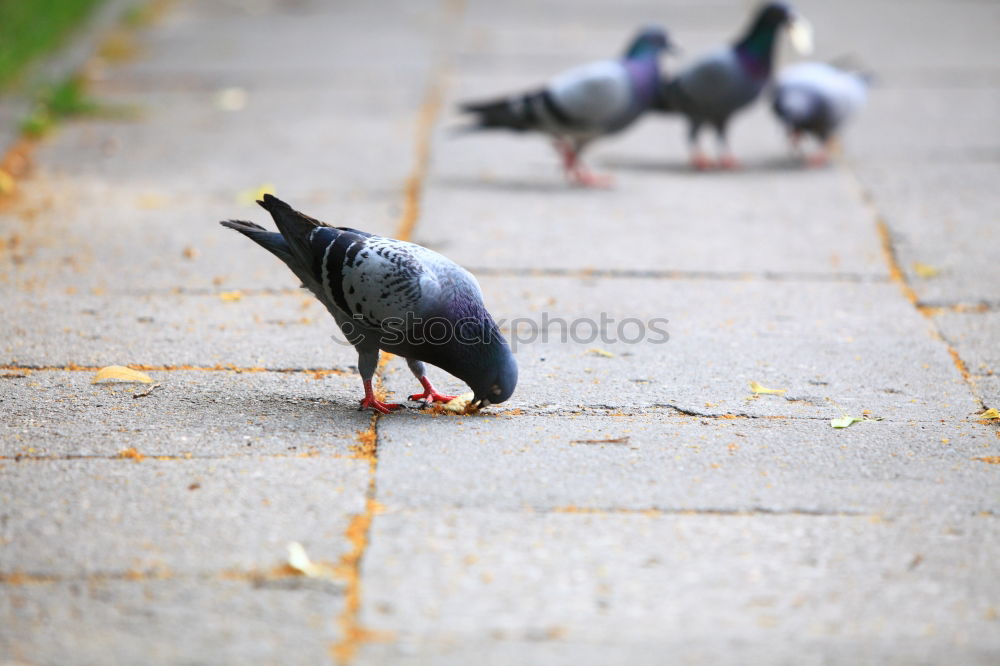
221;195;517;413
458;26;675;186
654;2;812;169
771;61;869;166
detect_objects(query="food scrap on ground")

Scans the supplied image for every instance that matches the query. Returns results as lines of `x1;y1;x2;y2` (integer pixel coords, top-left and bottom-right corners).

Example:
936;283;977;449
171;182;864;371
570;436;631;445
286;542;338;579
92;366;154;384
443;392;478;414
117;447;145;462
749;381;786;396
830;415;882;429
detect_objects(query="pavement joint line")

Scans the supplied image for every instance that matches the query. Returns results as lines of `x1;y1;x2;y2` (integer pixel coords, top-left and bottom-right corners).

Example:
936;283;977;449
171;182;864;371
917;301;1000;315
463;267;892;283
0;364;352;376
844;164;988;411
330;30;452;662
0;452;362;462
0;565;347;588
552;505;873;518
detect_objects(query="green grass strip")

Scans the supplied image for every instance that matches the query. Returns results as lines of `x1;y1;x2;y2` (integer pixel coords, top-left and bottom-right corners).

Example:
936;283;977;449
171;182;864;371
0;0;105;91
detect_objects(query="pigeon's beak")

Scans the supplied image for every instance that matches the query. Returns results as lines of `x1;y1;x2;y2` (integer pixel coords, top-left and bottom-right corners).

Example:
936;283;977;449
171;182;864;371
663;41;681;56
788;14;814;55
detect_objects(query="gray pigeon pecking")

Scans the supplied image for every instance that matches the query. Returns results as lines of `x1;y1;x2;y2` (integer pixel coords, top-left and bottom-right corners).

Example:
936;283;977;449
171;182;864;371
654;2;812;169
771;61;869;166
220;194;517;414
458;26;675;187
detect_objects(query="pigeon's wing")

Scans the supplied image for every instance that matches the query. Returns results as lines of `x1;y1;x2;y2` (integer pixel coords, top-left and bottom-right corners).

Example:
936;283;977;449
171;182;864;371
308;230;452;329
670;48;758;119
546;59;634;130
776;63;867;127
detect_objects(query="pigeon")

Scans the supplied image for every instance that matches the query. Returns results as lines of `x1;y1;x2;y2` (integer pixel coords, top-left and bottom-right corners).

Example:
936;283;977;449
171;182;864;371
220;194;517;414
654;2;812;169
771;61;869;166
458;26;676;187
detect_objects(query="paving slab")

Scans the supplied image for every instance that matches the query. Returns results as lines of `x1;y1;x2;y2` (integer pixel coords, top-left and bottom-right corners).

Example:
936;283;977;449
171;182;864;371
1;577;345;666
852;161;1000;306
976;376;1000;411
358;510;1000;664
115;0;439;87
376;412;1000;516
0;180;400;295
422;120;886;276
0;370;370;458
379;276;976;420
935;310;1000;377
1;290;355;368
850;86;1000;163
0;457;367;576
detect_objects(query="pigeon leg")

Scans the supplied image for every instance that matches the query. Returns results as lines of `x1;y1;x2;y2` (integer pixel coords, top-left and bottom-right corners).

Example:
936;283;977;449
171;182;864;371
552;138;576;173
788;129;804;157
357;348;403;414
688;121;712;170
562;140;613;188
405;358;456;403
714;123;740;170
805;136;834;167
806;147;830;167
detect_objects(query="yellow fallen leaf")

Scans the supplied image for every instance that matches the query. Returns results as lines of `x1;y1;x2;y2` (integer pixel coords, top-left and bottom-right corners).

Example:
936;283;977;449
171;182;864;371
215;86;248;112
92;366;153;384
0;169;14;195
912;262;939;278
831;414;883;428
237;183;274;205
286;542;336;579
218;290;243;302
117;447;145;461
587;348;615;358
136;193;168;209
443;391;477;414
749;381;786;395
979;408;1000;420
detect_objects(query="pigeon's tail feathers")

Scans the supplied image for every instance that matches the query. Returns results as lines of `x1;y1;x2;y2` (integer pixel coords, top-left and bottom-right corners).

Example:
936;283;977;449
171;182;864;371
459;92;543;132
219;219;295;264
255;193;328;269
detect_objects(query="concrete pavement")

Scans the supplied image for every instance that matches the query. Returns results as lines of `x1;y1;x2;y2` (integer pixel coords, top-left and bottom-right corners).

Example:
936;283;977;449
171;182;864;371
2;0;998;664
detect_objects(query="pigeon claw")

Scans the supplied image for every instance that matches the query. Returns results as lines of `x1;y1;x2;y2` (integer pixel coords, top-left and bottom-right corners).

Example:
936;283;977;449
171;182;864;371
359;396;404;414
409;390;457;404
569;169;614;188
717;154;740;170
690;153;714;171
806;151;829;168
409;376;456;404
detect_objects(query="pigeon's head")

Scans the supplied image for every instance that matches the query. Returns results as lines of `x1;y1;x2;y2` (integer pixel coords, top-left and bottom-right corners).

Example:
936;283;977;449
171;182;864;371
756;3;794;28
624;26;676;59
469;347;517;410
464;330;517;407
741;4;813;57
448;316;517;409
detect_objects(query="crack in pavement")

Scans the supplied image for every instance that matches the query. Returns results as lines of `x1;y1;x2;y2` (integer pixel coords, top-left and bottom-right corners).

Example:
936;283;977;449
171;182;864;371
844;163;988;411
